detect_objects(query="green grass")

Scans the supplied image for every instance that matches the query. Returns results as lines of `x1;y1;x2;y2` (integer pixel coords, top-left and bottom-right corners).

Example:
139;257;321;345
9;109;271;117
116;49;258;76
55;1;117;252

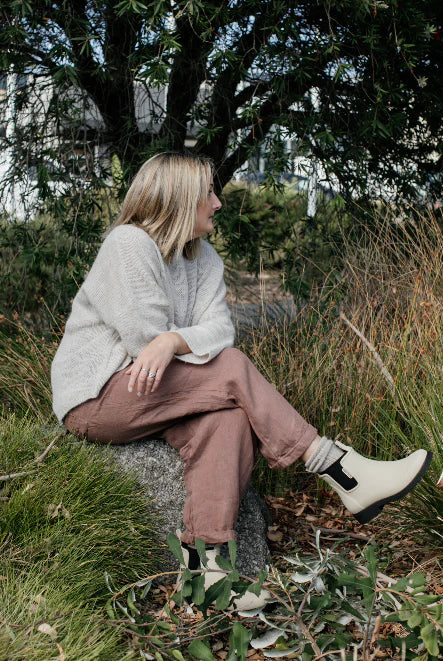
0;414;163;660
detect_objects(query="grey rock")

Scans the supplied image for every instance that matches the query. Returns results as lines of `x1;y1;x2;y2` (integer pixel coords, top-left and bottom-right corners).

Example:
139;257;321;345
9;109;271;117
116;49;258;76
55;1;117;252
108;438;271;575
229;299;298;330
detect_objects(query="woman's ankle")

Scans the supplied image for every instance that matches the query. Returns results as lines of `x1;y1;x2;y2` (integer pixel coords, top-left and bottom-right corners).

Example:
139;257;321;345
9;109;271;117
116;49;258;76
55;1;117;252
301;434;322;463
303;435;344;473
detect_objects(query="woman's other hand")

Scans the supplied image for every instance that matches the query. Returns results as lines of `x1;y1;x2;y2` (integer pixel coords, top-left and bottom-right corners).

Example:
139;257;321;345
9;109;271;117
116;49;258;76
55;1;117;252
125;332;190;395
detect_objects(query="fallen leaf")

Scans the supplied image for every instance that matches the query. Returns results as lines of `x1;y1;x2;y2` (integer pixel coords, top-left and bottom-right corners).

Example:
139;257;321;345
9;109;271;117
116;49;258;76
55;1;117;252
267;528;283;542
37;623;57;640
47;501;70;519
48;501;62;518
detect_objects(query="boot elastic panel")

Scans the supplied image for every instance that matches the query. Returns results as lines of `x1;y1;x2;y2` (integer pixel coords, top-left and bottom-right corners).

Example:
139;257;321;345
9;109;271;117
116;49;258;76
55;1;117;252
319;456;358;491
181;542;201;570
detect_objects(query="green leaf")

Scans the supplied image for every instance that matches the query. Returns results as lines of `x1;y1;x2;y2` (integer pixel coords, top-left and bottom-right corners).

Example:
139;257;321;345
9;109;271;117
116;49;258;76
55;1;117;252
247;581;263;597
182;580;193;598
364;545;377;584
136;578;153;600
392;577;408;592
105;597;117;621
407;611;424;628
215;554;232;571
420;622;440;656
127;588;140;615
228;539;237;568
341;601;365;621
202;577;228;611
167;533;184;565
229;621;250;661
192;574;206;606
407;573;426;589
156;621;172;632
171;651;186;661
414;594;440;605
183;568;193;582
195;538;208;566
188;639;217;661
163;603;180;625
216;577;233;610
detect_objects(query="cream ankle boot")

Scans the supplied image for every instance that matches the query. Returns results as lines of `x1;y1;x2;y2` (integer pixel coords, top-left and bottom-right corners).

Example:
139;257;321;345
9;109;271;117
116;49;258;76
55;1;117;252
318;441;432;523
181;544;271;611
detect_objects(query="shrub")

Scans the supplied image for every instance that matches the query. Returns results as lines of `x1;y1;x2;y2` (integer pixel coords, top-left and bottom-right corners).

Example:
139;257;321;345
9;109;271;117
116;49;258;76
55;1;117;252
216;182;351;298
0;194;107;326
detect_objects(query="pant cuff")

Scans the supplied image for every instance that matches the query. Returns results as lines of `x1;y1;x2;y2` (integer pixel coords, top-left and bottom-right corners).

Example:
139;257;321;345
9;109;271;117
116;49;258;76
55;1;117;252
267;423;318;469
180;529;237;545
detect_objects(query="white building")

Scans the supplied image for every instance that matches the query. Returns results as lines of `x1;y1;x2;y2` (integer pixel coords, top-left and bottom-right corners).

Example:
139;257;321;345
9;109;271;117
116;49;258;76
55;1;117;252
0;71;334;220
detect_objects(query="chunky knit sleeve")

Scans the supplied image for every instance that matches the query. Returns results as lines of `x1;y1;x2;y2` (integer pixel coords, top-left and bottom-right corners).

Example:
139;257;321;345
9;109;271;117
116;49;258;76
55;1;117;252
171;240;235;364
83;225;172;359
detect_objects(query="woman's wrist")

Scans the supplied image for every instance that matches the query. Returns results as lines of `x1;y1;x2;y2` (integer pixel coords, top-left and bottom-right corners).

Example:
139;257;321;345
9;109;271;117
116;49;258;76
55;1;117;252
166;331;191;355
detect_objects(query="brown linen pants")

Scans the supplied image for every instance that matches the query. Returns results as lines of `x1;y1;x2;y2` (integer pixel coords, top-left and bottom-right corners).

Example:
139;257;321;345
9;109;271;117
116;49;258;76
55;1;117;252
64;347;318;544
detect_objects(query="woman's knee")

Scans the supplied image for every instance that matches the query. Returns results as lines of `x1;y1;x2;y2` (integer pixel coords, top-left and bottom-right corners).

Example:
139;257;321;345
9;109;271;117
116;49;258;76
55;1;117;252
217;347;251;372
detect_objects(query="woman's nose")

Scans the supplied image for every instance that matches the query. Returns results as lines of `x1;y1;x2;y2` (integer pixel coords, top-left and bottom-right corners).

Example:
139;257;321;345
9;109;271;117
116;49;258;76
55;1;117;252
213;194;222;210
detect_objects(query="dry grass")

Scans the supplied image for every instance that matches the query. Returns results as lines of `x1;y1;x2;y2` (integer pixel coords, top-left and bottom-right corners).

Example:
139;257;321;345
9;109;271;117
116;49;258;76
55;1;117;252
243;209;442;545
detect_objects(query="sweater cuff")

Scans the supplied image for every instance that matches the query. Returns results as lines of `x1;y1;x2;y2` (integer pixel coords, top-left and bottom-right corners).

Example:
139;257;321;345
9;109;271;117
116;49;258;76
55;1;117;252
171;327;211;363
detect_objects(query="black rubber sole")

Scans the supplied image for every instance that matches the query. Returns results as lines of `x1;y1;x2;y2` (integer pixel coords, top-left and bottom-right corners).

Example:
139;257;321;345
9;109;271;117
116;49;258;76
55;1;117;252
354;451;433;524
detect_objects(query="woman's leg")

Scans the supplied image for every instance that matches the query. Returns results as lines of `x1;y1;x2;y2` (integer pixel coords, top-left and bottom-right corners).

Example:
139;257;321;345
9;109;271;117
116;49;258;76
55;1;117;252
64;347;317;544
163;408;257;545
64;347;318;463
64;347;431;534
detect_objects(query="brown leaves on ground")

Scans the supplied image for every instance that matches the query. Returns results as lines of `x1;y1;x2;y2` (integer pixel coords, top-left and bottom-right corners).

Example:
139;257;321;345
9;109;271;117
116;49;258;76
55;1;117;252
143;487;441;660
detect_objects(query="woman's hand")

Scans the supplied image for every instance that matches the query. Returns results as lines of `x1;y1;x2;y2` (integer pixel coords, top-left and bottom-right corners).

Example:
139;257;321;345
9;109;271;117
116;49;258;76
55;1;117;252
125;332;184;396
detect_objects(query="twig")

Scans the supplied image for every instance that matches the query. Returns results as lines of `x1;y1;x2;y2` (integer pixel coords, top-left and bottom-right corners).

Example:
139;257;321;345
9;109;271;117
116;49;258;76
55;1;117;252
354;564;414;593
294;613;323;657
313;525;374;542
0;433;65;486
32;432;65;465
361;591;377;661
312;650;349;660
0;470;36;482
340;312;396;397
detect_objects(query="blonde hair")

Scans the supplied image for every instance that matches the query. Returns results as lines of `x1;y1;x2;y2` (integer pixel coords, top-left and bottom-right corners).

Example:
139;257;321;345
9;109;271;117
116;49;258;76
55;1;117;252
109;152;214;263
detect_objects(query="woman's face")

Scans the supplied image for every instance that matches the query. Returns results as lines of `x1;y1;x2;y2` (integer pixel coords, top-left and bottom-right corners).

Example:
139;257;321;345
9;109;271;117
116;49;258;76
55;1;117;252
193;181;222;238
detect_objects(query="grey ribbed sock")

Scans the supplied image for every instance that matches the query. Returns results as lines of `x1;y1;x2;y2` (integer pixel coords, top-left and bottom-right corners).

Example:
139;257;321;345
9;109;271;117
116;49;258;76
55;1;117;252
305;436;344;473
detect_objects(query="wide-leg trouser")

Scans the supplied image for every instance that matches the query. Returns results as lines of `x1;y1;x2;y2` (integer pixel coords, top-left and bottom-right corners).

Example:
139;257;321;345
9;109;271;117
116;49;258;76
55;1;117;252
64;347;318;544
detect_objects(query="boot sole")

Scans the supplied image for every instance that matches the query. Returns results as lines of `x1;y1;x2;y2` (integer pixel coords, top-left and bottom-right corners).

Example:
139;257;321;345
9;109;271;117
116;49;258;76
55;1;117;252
354;451;433;524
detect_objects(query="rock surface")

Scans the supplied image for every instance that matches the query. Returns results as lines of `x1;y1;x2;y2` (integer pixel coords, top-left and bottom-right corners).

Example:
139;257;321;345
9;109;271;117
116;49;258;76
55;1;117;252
108;438;272;576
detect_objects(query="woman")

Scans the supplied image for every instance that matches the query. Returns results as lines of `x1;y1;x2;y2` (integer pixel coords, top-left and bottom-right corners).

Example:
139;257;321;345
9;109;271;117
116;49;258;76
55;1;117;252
51;152;431;608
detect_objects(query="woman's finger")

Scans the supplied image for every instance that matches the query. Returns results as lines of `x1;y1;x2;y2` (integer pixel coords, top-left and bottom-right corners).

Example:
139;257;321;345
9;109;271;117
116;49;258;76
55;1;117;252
144;367;160;395
150;367;163;393
136;367;150;396
128;363;144;392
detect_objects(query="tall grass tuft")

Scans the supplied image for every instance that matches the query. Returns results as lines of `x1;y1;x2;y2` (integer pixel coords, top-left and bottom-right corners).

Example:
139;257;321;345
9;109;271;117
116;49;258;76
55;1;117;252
246;208;442;545
0;413;163;659
0;317;58;419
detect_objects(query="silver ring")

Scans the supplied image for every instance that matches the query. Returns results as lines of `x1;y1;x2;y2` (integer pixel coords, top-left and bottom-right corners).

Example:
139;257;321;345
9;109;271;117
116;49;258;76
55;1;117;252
148;372;156;379
141;367;148;372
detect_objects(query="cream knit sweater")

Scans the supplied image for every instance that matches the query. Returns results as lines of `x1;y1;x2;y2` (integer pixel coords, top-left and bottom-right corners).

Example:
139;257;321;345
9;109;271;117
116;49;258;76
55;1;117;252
51;225;235;423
